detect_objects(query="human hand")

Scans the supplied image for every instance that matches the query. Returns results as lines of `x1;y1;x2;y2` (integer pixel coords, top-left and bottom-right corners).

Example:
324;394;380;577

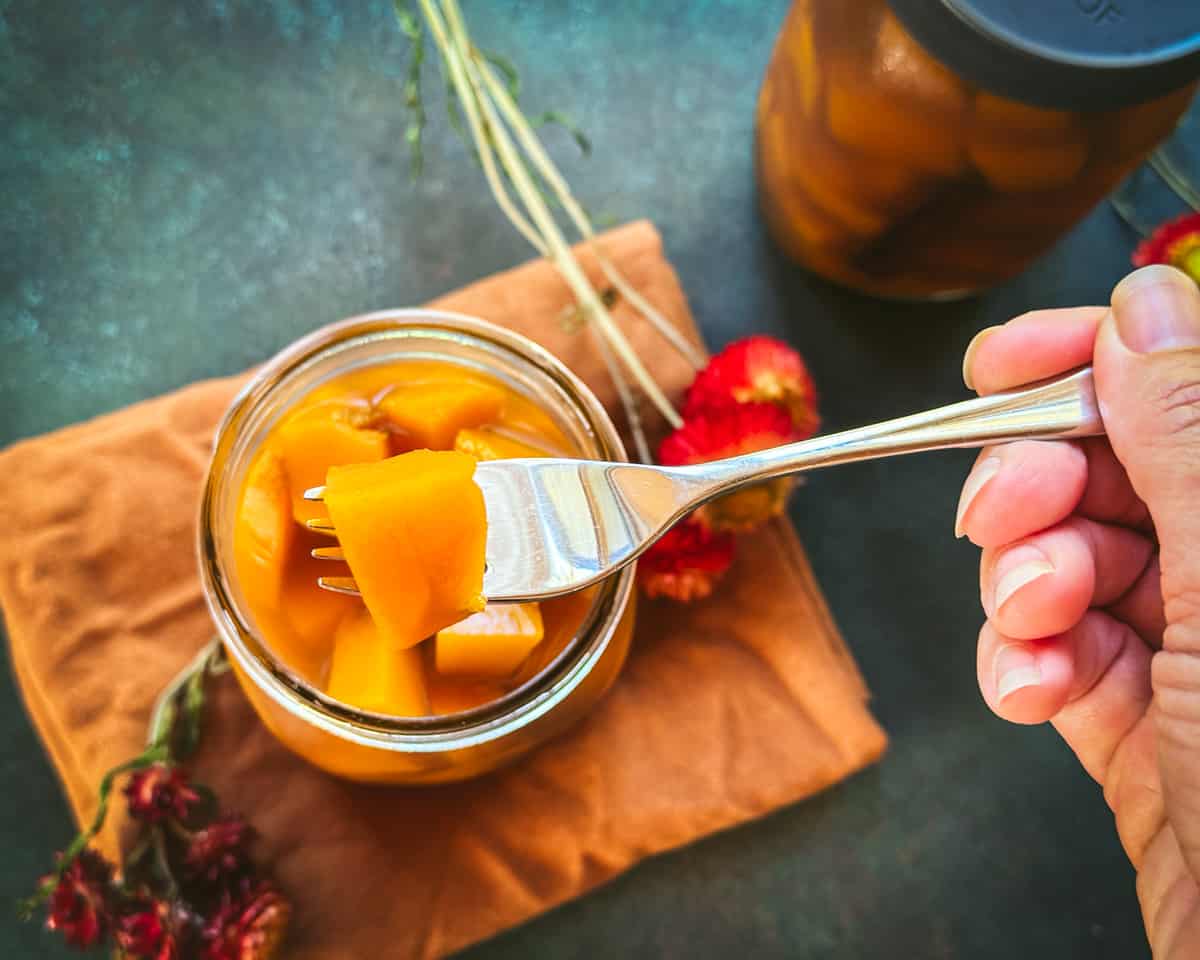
956;265;1200;958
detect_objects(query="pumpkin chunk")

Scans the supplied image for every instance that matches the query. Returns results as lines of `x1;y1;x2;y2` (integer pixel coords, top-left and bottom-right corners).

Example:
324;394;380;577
327;609;429;715
280;552;356;661
323;450;486;648
436;603;544;677
377;382;505;450
275;402;389;526
453;427;552;461
234;449;294;610
966;94;1088;191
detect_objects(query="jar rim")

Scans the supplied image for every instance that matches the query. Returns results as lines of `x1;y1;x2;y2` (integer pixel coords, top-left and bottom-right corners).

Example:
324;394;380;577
890;0;1200;110
197;308;633;753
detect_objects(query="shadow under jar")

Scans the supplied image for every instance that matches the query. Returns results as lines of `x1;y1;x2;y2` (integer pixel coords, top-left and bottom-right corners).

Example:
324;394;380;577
198;311;636;784
756;0;1200;300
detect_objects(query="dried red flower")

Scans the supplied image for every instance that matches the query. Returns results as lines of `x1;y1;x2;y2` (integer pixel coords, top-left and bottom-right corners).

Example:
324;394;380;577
659;403;799;532
115;899;179;960
683;335;820;437
1132;211;1200;283
124;764;201;825
185;815;255;888
43;848;115;948
202;880;291;960
638;520;736;602
660;401;798;466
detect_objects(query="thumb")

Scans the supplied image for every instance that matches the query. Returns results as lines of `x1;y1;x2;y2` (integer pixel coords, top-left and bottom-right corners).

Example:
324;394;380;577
1096;264;1200;875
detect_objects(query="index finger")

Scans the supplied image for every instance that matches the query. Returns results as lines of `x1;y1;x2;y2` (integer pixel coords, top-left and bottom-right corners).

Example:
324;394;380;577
963;306;1106;395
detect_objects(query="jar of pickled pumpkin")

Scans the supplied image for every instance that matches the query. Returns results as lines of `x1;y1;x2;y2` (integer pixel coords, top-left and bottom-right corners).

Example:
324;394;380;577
197;310;636;784
756;0;1200;299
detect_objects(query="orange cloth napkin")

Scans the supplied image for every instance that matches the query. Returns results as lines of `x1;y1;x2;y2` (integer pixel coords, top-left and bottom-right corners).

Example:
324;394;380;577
0;221;886;959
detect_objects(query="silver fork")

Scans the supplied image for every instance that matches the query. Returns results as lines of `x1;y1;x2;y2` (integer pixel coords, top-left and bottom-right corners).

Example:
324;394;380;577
304;366;1102;603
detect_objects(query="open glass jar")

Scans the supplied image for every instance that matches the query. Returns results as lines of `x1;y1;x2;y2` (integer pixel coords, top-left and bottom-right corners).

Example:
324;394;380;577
198;311;636;784
757;0;1200;299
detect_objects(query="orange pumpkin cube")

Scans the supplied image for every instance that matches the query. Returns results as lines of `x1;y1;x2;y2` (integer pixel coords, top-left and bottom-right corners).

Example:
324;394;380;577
826;13;969;178
827;81;966;176
967;94;1088;191
435;603;544;677
323;450;487;648
233;449;294;610
275;402;389;526
453;427;551;461
279;552;357;661
327;609;429;715
376;382;505;450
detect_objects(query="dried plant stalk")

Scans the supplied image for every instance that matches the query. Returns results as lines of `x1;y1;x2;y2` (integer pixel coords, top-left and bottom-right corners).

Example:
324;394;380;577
404;0;692;459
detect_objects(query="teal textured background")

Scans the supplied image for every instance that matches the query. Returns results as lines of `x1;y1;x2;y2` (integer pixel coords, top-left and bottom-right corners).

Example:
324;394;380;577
1;2;1158;957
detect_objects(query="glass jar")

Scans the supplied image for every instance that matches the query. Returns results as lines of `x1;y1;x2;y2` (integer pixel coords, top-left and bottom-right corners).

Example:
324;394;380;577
1112;96;1200;240
756;0;1200;299
198;310;636;784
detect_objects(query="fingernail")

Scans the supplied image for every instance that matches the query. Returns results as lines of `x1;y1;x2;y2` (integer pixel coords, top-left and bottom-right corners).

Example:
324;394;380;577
994;643;1042;702
1112;265;1200;354
993;549;1055;612
962;326;998;391
955;456;1001;538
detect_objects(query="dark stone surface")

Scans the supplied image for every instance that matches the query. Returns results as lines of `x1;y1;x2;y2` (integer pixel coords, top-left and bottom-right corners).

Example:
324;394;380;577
0;2;1152;957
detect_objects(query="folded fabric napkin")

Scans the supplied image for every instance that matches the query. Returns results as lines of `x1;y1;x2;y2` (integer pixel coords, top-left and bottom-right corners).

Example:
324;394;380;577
0;221;886;959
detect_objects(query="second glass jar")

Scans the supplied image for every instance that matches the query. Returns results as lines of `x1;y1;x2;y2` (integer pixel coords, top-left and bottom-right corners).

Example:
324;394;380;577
756;0;1198;300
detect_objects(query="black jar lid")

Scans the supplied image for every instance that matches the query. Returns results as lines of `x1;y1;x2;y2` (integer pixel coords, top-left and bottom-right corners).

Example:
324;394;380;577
888;0;1200;110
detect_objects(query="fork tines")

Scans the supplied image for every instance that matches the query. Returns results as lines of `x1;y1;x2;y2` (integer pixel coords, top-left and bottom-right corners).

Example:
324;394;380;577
302;486;359;594
316;576;361;597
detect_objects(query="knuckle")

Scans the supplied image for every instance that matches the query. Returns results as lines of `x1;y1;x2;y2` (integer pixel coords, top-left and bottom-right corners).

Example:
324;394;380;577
1151;649;1200;710
1147;366;1200;440
1161;580;1200;652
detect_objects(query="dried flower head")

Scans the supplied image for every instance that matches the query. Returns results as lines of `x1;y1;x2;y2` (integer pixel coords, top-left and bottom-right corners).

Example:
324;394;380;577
202;880;291;960
638;520;736;602
660;402;798;466
185;815;255;889
115;898;181;960
124;764;201;825
683;335;820;437
43;848;115;949
660;403;799;532
1132;211;1200;283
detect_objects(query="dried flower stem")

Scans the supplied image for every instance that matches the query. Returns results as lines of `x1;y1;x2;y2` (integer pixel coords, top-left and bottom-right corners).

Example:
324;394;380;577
410;0;546;256
16;743;169;919
408;0;684;453
459;63;684;428
441;0;681;427
413;0;655;457
589;326;652;463
396;4;427;178
146;637;228;757
407;0;652;461
472;53;707;371
19;640;228;919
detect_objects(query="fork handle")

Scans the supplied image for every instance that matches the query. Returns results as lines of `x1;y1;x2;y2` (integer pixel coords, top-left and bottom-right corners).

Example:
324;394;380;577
689;366;1103;494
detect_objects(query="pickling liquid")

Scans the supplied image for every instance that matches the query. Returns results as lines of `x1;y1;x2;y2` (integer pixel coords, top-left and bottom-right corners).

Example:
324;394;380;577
233;359;595;717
